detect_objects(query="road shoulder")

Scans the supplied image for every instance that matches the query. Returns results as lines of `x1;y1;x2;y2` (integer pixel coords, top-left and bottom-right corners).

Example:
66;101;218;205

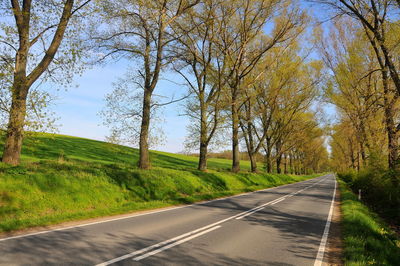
323;177;343;266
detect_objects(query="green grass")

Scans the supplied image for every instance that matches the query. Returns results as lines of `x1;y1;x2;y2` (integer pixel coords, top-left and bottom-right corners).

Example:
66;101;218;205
338;179;400;265
0;132;321;233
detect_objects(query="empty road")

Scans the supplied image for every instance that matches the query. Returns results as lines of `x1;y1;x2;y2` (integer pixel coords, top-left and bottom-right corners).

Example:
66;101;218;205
0;174;336;265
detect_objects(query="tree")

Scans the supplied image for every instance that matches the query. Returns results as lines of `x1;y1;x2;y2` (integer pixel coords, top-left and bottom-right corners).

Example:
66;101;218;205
99;71;165;147
94;0;199;169
319;0;400;94
0;0;92;165
215;0;306;172
172;0;227;171
0;59;58;133
243;43;319;173
318;18;399;176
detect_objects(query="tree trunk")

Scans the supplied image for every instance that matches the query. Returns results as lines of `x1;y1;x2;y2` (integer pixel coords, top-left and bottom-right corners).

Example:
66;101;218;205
386;120;399;172
139;89;152;169
249;153;257;173
349;143;356;169
283;154;287;174
359;142;366;168
382;68;399;185
2;83;28;165
275;140;282;174
198;99;208;171
231;99;240;173
265;147;272;173
198;142;207;171
276;154;282;174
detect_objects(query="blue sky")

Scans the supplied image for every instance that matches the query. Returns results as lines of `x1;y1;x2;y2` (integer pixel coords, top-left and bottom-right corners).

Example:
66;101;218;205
52;62;190;153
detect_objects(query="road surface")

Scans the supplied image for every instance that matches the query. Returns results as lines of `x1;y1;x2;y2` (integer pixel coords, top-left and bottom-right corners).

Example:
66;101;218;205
0;174;336;265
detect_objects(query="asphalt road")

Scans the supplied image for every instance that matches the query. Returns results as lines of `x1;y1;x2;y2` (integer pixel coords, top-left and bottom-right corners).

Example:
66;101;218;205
0;174;336;266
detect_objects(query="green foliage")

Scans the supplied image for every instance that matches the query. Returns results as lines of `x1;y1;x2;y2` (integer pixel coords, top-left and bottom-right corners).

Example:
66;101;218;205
0;133;320;232
337;170;357;184
338;179;400;265
338;166;400;221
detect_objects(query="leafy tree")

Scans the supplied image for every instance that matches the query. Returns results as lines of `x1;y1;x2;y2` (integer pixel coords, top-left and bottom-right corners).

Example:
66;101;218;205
0;0;92;165
172;0;227;171
99;72;165;147
93;0;199;169
215;0;306;172
319;18;399;182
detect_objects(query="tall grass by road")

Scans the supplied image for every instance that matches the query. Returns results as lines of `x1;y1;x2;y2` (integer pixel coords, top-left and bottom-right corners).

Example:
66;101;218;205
0;133;321;233
338;179;400;265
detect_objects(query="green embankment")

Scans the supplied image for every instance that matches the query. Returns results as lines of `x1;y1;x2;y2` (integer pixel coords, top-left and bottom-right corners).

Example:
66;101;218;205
338;179;400;265
0;133;320;233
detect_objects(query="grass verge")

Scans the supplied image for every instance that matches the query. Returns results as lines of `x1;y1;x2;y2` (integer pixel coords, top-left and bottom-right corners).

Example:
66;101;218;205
0;133;322;233
338;179;400;265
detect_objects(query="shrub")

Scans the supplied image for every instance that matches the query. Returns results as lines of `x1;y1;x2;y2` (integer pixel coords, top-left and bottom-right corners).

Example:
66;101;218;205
338;167;400;222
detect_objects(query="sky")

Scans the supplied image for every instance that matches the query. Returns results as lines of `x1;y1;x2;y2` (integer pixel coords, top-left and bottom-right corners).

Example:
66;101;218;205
51;62;190;153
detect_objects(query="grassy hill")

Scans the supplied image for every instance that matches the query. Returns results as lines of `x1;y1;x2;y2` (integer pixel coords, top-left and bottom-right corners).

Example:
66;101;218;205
0;132;321;233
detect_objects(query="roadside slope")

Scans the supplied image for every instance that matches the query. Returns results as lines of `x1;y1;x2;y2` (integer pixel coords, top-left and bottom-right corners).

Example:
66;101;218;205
338;179;400;265
0;133;321;233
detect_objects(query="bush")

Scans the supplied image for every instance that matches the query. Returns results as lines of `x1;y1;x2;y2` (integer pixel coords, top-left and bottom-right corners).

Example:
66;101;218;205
339;179;400;265
338;167;400;222
337;170;356;184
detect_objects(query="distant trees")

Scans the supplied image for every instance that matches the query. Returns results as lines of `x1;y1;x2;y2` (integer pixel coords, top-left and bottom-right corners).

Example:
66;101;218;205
0;0;92;165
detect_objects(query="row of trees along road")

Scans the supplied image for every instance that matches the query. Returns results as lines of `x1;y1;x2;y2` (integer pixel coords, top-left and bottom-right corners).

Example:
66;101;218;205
318;0;400;188
0;0;329;175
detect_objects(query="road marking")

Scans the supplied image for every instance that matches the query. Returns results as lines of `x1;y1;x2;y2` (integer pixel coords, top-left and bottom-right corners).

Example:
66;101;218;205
235;177;329;220
96;214;240;265
0;175;328;242
235;207;265;220
314;176;337;266
96;176;329;265
270;198;285;205
133;226;221;261
235;196;286;220
0;205;187;242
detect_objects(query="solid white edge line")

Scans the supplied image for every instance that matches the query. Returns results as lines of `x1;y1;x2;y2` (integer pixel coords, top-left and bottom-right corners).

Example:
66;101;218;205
133;226;221;261
96;176;329;265
0;175;329;242
314;175;337;266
